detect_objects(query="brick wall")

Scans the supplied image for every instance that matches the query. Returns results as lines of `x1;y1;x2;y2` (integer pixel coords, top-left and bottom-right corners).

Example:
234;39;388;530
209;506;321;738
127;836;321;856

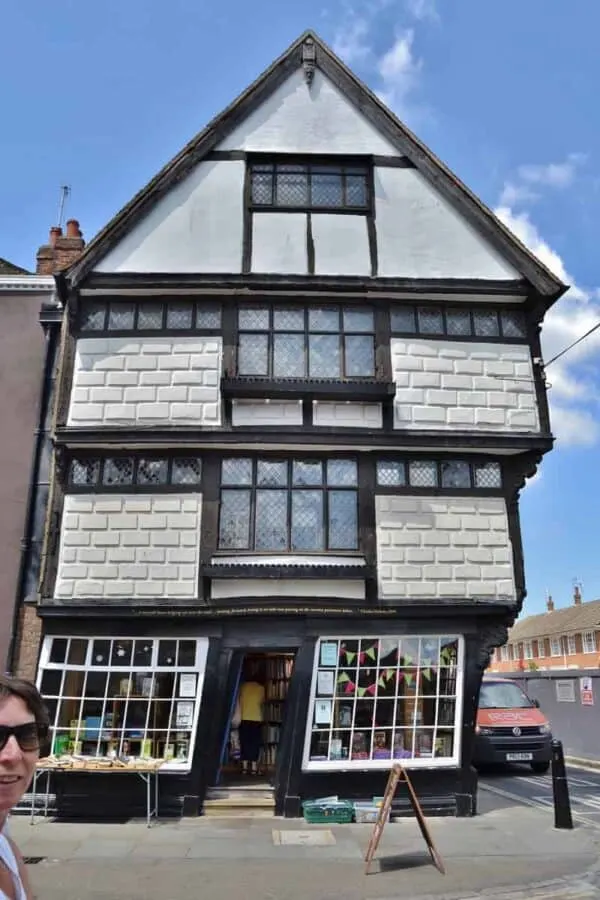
68;337;222;426
312;401;383;428
13;605;42;680
231;399;302;427
375;495;514;601
55;494;202;600
391;339;539;431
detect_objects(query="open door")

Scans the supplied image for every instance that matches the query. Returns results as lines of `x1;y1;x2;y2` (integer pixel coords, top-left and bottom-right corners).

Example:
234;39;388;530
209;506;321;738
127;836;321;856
216;652;244;786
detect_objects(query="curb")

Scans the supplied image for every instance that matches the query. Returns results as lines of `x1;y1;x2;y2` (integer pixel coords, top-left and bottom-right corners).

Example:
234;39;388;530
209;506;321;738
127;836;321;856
566;756;600;772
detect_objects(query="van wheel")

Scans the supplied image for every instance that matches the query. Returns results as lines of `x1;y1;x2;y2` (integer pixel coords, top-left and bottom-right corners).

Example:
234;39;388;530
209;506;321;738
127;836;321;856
531;762;550;774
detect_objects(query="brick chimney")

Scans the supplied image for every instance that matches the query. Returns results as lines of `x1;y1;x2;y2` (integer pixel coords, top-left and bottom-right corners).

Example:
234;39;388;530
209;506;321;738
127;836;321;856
574;585;583;605
546;595;554;612
36;219;85;275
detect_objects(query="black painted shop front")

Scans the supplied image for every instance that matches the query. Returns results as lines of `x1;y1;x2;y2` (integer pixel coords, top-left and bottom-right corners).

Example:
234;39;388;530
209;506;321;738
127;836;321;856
40;609;499;820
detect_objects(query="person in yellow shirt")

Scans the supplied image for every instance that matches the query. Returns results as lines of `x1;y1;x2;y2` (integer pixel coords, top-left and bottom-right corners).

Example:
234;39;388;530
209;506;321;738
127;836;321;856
237;662;265;776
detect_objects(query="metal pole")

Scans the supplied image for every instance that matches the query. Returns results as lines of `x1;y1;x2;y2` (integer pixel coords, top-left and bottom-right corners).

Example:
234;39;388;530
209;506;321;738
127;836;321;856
551;739;573;829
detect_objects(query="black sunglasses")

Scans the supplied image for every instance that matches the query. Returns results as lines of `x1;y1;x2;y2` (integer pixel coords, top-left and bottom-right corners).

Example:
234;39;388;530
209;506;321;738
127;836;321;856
0;723;47;753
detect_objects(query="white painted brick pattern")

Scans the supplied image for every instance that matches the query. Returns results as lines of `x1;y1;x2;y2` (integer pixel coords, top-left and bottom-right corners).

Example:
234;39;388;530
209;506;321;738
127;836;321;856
375;495;515;601
68;337;222;426
231;399;302;426
313;401;383;428
55;494;202;600
391;339;539;432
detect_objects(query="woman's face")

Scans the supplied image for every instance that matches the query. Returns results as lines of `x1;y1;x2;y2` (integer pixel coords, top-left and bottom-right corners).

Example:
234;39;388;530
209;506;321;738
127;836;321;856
0;695;40;815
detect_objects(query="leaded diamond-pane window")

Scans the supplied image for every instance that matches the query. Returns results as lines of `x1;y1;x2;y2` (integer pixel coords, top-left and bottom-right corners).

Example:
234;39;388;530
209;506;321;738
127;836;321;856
172;458;202;485
249;161;369;211
195;305;221;329
102;458;134;486
446;309;471;336
473;462;502;488
417;307;444;335
391;304;528;341
166;303;193;330
473;310;500;337
409;460;437;488
137;459;168;485
78;300;221;334
70;459;100;486
441;461;471;489
137;303;164;330
80;303;107;332
108;303;135;331
500;310;527;339
218;458;358;552
376;461;406;486
237;305;375;379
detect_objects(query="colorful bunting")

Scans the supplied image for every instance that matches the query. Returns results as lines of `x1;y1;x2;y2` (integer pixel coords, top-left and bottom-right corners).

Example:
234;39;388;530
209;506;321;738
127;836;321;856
365;646;377;661
345;651;356;665
337;672;350;684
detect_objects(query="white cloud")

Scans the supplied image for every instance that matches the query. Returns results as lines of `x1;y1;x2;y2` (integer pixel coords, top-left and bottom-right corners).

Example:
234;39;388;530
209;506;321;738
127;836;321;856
517;154;586;190
332;16;371;65
377;29;422;111
494;201;600;447
405;0;439;22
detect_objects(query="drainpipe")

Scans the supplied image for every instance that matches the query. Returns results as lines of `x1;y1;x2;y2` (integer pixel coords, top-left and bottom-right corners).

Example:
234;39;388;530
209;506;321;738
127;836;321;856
6;310;60;674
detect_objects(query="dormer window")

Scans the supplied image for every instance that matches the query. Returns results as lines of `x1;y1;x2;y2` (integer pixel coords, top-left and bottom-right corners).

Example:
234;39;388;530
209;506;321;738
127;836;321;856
249;160;369;212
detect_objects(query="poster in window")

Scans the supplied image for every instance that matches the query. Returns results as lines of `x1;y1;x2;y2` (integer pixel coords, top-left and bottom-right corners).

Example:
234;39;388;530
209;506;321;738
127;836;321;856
317;670;334;695
556;680;575;703
580;676;594;706
314;699;332;725
175;701;194;729
320;643;338;667
179;673;197;698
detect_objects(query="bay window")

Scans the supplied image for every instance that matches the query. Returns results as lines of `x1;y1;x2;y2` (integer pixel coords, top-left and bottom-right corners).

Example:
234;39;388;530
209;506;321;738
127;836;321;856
303;635;462;770
37;636;208;771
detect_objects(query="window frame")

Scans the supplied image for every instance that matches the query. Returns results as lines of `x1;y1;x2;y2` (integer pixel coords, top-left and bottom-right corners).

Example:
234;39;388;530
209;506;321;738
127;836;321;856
77;299;222;336
537;638;546;659
523;640;533;661
390;303;528;343
550;636;562;657
500;645;509;662
217;456;360;554
36;636;209;773
248;157;371;214
65;454;203;493
236;304;377;381
582;631;596;654
302;634;464;771
375;458;503;493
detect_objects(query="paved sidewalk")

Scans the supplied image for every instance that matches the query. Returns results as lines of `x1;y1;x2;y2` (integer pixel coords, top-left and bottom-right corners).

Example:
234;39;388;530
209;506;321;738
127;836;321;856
9;800;600;899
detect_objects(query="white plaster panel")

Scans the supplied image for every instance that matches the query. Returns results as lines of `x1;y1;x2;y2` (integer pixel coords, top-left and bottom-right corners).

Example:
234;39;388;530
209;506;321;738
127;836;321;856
376;495;514;602
313;401;382;429
55;494;202;600
95;161;244;273
231;399;303;427
391;339;539;432
68;337;222;427
220;69;398;155
311;214;371;276
211;579;365;601
375;168;519;280
251;213;307;274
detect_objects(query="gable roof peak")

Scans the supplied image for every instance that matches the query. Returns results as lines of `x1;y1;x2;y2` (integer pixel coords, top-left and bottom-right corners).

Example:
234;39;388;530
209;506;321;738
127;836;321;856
65;29;568;300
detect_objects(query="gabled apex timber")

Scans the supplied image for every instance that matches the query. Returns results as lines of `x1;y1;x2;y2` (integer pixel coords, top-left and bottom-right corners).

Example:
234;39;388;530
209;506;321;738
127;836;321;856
65;29;567;302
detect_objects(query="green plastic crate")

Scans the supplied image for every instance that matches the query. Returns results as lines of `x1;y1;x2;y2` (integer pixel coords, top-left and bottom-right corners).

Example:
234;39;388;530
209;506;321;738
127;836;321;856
302;799;354;824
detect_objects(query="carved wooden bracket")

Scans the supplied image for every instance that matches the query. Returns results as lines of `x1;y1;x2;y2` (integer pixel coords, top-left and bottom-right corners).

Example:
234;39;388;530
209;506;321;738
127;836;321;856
302;37;316;86
477;623;509;671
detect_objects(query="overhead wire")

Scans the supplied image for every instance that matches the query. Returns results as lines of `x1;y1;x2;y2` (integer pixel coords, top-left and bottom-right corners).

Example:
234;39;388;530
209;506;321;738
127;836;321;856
544;320;600;368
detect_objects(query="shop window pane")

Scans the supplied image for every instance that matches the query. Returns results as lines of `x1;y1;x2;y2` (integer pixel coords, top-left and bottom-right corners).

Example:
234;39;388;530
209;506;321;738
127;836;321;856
67;639;87;666
56;698;83;729
158;640;178;667
84;671;108;699
49;638;68;664
111;640;133;666
238;333;268;376
91;640;111;666
40;669;63;696
133;640;154;668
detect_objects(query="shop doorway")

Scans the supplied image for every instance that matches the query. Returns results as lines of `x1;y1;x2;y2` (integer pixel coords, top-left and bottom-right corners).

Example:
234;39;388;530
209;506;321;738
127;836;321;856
217;650;296;787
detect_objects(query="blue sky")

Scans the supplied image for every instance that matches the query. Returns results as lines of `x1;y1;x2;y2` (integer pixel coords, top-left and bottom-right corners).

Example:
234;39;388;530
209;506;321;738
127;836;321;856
2;0;599;616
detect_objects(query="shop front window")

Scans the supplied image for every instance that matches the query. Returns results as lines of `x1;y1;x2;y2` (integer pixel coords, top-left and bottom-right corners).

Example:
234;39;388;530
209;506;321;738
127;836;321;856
37;636;208;771
304;635;462;770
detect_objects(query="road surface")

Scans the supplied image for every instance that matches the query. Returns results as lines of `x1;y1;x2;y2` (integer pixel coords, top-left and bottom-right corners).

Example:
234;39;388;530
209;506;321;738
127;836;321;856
479;763;600;828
